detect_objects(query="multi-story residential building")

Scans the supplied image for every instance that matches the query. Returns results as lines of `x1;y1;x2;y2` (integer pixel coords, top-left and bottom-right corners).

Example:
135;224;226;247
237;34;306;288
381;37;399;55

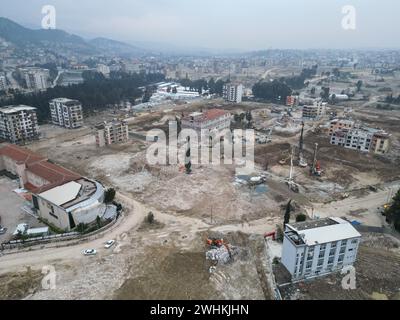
49;98;83;129
281;217;361;280
0;105;40;144
0;144;115;231
286;95;299;107
0;73;7;91
96;64;110;77
329;118;355;136
302;102;327;119
19;67;50;91
181;109;231;134
95;120;129;147
370;131;391;155
330;126;390;154
223;84;243;103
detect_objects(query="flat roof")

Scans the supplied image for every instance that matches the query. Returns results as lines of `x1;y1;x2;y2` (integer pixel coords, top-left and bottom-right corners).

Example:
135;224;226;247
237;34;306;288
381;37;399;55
0;105;37;114
39;181;82;206
287;217;361;245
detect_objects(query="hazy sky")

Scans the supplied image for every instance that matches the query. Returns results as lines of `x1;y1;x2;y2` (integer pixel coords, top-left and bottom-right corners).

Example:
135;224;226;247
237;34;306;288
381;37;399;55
1;0;399;50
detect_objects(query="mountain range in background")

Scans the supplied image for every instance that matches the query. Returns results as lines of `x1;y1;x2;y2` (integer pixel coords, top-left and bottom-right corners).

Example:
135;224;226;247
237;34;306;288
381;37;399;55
0;17;148;57
0;17;245;57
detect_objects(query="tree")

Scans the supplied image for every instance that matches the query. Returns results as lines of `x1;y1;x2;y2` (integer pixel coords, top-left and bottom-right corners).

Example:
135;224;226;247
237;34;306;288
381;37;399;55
185;137;192;174
76;223;87;233
172;86;177;94
385;188;400;232
104;188;116;203
283;199;292;227
296;213;307;222
252;80;292;102
146;212;155;224
356;80;363;92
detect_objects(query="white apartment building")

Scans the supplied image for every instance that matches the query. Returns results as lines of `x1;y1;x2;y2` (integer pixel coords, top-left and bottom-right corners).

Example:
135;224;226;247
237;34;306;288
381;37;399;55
96;64;110;77
95;120;129;147
302;102;327;119
0;74;7;91
223;84;243;103
19;67;50;91
49;98;83;129
282;217;361;280
0;105;40;144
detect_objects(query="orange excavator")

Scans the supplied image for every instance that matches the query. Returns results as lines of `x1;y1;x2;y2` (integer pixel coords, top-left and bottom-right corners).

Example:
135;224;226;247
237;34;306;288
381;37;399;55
206;237;232;259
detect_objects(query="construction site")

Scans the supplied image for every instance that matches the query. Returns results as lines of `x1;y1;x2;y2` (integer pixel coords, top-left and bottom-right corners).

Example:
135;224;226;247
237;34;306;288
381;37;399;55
1;70;400;300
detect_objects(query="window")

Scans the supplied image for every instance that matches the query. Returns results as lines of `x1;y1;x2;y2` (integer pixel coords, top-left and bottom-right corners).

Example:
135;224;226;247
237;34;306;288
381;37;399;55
338;254;344;262
329;249;336;256
317;259;324;266
331;242;337;248
351;239;358;244
319;251;325;258
328;257;334;264
306;261;312;269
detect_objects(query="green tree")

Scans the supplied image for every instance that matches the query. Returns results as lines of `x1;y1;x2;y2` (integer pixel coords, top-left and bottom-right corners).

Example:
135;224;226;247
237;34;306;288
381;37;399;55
296;213;307;222
356;80;363;92
283;199;292;227
104;188;116;203
385;189;400;231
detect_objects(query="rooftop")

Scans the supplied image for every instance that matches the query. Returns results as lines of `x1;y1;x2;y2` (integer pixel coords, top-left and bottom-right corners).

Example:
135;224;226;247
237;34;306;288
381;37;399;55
0;105;37;114
286;217;361;246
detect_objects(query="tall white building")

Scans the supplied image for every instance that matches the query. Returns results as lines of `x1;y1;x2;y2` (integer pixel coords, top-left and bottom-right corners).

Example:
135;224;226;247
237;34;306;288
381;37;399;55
223;84;243;103
19;67;50;91
0;74;7;91
0;105;40;144
302;102;327;119
281;217;361;280
49;98;83;129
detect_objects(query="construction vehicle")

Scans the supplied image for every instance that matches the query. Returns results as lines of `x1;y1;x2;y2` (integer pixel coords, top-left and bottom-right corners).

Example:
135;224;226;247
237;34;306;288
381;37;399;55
206;237;232;260
298;122;307;167
310;143;323;176
264;231;276;240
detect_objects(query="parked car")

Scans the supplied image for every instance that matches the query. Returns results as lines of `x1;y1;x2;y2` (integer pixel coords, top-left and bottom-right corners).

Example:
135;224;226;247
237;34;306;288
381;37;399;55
83;249;97;256
104;240;115;249
0;227;7;235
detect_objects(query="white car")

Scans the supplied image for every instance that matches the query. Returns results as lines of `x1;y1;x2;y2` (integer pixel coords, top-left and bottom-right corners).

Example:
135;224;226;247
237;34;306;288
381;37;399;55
83;249;97;256
0;227;7;235
104;240;115;249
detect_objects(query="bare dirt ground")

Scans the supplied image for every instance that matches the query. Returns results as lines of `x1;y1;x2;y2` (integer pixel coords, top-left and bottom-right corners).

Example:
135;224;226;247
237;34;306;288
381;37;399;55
277;233;400;300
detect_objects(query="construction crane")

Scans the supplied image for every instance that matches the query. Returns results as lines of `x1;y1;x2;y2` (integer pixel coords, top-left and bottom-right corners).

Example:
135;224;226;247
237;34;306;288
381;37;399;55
310;143;323;176
286;146;300;193
298;122;307;167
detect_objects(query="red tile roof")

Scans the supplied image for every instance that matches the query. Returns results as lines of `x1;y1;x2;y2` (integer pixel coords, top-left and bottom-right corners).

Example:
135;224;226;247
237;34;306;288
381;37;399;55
0;144;81;194
0;144;46;165
203;109;228;121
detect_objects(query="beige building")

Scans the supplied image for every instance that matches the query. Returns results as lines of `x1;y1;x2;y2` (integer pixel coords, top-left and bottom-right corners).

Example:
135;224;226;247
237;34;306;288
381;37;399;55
95;120;129;147
0;144;113;231
302;102;327;119
371;131;391;155
329;118;355;136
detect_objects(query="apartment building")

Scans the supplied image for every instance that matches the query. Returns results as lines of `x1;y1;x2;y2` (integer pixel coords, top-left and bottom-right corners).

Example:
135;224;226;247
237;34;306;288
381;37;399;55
0;73;7;91
49;98;83;129
302;102;327;119
19;67;50;91
95;120;129;147
0;144;114;231
286;95;299;107
223;84;243;103
329;118;355;136
181;109;231;134
0;105;39;144
330;126;390;154
370;131;391;155
281;217;361;280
